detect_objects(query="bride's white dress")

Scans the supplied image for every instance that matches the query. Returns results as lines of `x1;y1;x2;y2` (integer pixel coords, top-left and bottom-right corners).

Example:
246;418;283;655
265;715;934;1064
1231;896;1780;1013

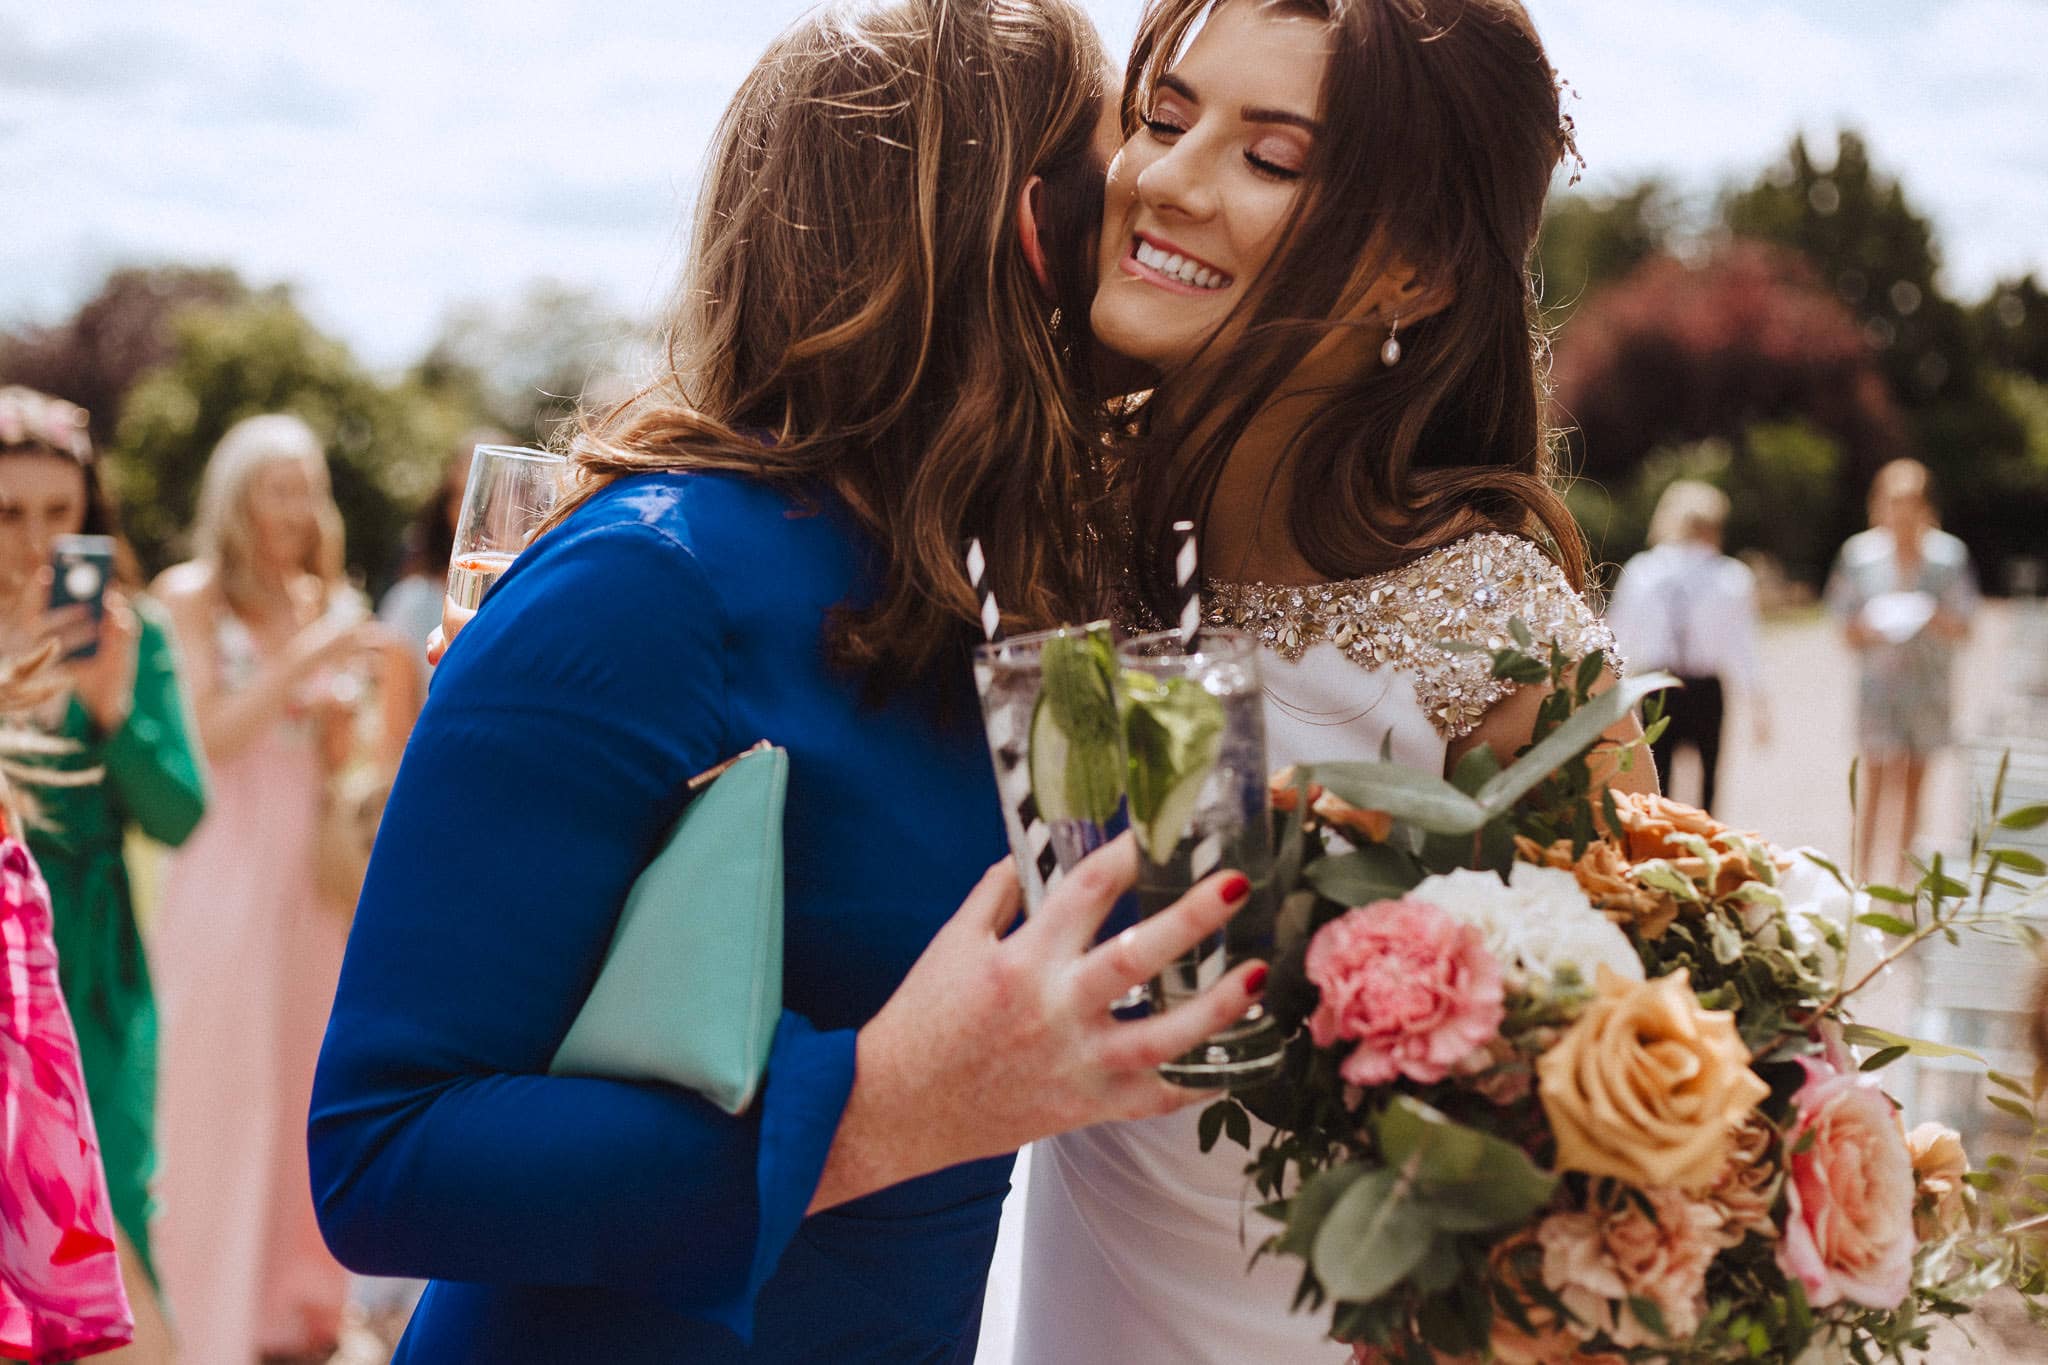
978;533;1618;1364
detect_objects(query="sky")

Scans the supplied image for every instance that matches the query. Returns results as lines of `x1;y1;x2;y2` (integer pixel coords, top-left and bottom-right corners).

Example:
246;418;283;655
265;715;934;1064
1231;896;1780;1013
3;0;2044;372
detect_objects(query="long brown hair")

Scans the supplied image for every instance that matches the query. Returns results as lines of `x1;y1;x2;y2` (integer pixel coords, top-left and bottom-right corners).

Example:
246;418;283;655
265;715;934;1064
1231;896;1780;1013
1121;0;1587;614
553;0;1114;684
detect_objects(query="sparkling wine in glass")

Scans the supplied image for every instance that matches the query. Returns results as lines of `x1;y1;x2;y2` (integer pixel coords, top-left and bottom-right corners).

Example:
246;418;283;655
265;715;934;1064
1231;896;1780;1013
447;445;568;614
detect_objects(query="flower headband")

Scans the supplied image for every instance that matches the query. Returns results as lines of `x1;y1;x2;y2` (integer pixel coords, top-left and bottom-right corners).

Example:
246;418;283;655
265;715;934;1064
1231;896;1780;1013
0;387;94;461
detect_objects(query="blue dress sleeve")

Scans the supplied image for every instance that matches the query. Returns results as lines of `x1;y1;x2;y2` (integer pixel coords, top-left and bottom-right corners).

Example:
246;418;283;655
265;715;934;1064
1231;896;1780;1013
309;514;857;1341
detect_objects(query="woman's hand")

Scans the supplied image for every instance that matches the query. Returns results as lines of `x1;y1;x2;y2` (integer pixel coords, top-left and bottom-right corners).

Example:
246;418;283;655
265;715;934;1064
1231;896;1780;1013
424;599;475;667
285;613;389;682
811;834;1266;1211
64;592;142;734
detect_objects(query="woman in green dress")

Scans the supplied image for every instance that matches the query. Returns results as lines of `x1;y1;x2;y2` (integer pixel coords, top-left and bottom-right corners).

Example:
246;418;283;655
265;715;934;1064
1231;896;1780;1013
0;386;206;1362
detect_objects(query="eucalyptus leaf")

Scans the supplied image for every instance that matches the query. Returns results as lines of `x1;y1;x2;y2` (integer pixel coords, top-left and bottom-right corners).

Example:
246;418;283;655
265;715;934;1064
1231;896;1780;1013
1575;649;1607;698
1841;1023;1984;1063
1198;1100;1228;1153
1998;803;2048;831
1856;912;1918;937
1473;670;1679;815
1305;845;1425;907
1305;761;1489;834
1376;1097;1557;1228
1409;1239;1464;1296
1272;1163;1371;1259
1376;1097;1483;1177
1450;743;1502;797
1311;1168;1435;1304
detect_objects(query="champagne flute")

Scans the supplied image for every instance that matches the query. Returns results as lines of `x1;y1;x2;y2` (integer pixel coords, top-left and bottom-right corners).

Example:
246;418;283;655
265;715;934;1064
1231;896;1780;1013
446;445;569;611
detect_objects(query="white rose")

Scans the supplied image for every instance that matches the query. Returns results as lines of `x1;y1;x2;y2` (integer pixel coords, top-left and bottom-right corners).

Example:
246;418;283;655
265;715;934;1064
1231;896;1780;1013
1778;850;1889;988
1414;864;1644;991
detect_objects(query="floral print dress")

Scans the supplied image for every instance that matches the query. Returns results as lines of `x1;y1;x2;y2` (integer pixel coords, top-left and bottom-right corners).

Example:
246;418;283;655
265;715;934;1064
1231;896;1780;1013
1;824;134;1362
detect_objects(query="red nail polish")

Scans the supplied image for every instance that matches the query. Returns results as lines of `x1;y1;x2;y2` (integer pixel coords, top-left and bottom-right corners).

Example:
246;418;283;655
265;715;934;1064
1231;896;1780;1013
1245;964;1269;995
1219;873;1252;904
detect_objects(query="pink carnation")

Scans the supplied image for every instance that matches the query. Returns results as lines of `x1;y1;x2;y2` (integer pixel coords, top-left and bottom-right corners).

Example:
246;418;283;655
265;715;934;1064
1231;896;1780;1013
1775;1056;1917;1310
1305;898;1505;1087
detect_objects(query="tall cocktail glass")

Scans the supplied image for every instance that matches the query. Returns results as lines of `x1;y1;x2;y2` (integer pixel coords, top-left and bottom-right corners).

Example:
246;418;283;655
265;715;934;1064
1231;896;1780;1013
972;621;1127;913
1117;628;1282;1086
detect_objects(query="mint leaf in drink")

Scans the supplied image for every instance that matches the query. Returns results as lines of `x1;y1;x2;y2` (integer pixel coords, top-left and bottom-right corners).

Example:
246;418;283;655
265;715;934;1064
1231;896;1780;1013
1030;631;1123;825
1121;671;1225;857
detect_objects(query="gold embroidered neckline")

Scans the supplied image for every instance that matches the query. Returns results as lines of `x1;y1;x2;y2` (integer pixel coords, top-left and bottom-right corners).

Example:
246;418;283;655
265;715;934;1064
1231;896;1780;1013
1203;533;1619;740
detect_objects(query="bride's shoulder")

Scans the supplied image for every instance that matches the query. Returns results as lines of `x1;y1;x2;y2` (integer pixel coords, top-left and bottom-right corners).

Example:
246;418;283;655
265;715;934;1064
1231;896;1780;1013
1206;532;1618;740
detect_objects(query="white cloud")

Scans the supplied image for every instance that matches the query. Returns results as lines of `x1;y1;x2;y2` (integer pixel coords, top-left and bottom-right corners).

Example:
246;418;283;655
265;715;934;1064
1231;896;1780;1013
1;0;2040;369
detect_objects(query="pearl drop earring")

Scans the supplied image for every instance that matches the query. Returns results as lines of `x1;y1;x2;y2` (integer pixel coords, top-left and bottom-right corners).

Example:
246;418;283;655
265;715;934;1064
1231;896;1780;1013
1380;314;1403;368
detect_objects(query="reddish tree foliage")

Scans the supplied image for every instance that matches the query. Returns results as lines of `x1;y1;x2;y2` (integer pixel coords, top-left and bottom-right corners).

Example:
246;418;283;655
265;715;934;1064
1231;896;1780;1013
1550;240;1907;486
0;267;246;444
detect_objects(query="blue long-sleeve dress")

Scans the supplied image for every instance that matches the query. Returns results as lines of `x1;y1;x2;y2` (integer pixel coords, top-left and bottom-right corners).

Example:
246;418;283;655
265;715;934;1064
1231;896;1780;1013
309;472;1014;1362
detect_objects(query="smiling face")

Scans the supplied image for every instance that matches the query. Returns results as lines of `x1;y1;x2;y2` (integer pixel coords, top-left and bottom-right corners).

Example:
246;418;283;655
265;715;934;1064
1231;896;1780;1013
1092;1;1333;373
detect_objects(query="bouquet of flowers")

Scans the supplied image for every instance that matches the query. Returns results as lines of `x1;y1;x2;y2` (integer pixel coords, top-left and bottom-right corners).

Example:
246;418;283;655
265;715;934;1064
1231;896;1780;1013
1200;628;2048;1362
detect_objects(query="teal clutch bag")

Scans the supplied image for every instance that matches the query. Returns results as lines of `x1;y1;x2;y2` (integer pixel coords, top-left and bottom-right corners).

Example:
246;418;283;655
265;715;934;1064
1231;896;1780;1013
550;742;786;1114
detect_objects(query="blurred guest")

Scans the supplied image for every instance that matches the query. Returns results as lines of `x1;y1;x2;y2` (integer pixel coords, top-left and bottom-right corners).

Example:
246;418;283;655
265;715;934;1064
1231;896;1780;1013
377;430;501;678
149;414;412;1365
0;644;138;1364
1606;480;1767;814
1826;458;1978;883
0;386;202;1363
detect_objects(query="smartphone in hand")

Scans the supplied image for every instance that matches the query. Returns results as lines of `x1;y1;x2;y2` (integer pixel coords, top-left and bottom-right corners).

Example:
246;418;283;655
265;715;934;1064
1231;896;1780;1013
49;534;116;661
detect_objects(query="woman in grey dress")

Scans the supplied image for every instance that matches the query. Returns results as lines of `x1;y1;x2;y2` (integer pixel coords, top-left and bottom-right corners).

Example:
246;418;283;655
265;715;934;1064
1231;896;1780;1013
1825;458;1978;881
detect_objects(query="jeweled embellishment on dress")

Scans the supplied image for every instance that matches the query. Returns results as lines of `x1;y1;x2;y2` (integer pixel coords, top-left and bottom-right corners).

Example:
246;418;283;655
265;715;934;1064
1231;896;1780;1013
1204;532;1621;740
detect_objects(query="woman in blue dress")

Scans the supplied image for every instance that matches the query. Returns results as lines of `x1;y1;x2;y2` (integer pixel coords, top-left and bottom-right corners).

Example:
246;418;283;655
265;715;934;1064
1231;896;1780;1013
307;2;1267;1361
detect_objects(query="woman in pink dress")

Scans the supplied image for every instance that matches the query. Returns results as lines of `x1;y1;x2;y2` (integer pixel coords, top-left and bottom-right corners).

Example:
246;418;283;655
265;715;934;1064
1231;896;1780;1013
0;646;134;1364
147;415;413;1365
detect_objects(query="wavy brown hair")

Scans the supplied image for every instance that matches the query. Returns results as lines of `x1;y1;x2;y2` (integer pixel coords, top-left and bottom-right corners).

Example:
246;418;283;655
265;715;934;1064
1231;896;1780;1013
551;0;1114;684
1120;0;1588;615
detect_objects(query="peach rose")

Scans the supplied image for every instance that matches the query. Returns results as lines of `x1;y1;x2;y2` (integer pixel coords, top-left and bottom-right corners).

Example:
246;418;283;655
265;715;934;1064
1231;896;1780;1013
1269;767;1323;813
1536;969;1770;1192
1306;898;1505;1087
1270;768;1394;842
1314;789;1395;843
1488;1233;1629;1365
1776;1058;1916;1310
1608;792;1767;897
1516;834;1679;940
1702;1112;1781;1247
1537;1186;1722;1349
1906;1121;1970;1241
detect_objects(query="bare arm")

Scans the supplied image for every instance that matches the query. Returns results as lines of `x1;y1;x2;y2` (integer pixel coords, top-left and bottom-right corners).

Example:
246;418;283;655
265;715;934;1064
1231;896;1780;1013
155;570;363;766
1445;670;1660;799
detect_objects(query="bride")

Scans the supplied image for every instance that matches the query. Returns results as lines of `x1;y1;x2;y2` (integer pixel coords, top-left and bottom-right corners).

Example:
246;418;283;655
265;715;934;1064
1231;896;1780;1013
986;0;1657;1358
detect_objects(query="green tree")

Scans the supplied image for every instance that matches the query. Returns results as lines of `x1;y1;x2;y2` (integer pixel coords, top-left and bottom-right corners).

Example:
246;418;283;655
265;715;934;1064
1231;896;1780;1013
1535;179;1681;325
1977;275;2048;383
415;280;643;444
0;266;248;445
1721;131;2040;586
111;293;473;587
1723;131;1972;408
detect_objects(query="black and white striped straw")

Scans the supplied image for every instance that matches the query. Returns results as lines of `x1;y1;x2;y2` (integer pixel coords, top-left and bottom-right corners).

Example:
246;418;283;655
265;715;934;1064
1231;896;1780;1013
966;538;1059;885
1172;519;1203;652
966;536;1004;644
